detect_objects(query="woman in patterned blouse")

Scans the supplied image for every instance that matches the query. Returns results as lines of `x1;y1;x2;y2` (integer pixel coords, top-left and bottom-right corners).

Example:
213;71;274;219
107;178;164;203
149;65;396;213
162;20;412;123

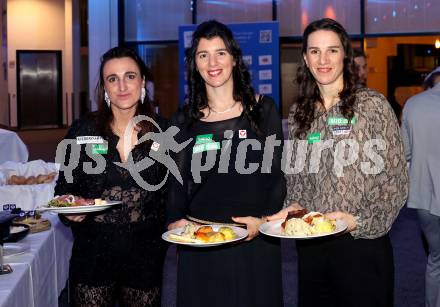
270;18;408;307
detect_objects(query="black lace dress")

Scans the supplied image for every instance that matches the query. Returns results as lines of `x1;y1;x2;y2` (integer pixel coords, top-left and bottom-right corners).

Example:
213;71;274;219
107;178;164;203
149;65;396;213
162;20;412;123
167;96;286;307
55;112;168;307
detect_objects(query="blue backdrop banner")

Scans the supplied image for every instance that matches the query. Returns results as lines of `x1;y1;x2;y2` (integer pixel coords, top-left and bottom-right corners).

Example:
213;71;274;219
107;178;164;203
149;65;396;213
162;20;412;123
178;21;280;109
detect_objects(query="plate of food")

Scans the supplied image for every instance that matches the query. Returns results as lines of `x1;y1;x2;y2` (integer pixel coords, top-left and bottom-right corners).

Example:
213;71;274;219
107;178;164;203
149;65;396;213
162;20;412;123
259;209;347;239
37;195;122;214
162;223;248;247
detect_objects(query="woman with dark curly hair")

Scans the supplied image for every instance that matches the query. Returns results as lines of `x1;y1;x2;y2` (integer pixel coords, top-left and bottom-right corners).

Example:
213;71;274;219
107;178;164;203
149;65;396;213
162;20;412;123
55;46;168;306
269;18;408;307
167;20;285;306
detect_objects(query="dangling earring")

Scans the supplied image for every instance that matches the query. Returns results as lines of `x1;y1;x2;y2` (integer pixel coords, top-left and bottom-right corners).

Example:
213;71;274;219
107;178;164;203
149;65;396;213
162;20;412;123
140;88;146;104
104;91;111;107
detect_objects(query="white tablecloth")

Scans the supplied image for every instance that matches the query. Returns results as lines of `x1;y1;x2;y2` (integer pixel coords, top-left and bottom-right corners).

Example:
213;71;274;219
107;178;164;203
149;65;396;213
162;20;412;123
0;213;73;307
0;161;58;210
0;129;28;164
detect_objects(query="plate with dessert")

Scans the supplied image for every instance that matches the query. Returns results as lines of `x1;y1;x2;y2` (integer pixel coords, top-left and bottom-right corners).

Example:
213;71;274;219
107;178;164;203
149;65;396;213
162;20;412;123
162;223;248;247
37;194;122;214
259;209;347;239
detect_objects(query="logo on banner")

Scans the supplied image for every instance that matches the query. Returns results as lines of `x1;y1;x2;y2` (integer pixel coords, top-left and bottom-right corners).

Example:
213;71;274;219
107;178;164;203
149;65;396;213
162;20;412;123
258;55;272;66
259;84;272;95
259;30;272;43
243;55;252;66
259;69;272;81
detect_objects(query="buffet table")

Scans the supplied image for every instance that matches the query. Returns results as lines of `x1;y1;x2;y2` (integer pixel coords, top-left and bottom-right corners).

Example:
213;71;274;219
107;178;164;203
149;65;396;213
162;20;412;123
0;129;28;164
0;213;73;307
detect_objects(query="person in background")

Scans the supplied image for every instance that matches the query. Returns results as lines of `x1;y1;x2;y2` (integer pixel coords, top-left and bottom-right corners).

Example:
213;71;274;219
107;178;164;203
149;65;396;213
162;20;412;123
353;48;368;87
167;20;285;307
401;66;440;307
55;46;167;307
269;18;408;307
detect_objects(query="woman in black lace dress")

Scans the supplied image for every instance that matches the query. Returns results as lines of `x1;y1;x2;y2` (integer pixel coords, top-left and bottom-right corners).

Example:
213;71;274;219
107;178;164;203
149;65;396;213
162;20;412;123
167;20;286;307
55;47;167;307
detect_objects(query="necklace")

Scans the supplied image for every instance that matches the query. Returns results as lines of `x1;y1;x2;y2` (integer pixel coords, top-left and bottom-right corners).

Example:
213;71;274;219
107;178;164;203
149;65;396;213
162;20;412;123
209;101;237;114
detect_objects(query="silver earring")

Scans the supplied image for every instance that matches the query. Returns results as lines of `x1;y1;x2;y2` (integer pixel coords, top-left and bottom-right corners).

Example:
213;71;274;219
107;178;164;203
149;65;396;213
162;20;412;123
104;91;111;107
140;88;146;104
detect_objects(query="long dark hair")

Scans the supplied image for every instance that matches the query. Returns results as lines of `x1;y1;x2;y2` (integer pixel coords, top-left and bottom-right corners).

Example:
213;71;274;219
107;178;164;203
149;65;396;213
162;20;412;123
95;46;154;135
293;18;358;138
185;20;261;134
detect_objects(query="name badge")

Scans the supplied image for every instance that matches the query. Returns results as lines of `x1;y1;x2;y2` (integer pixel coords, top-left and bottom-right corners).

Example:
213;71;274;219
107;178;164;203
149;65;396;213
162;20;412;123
76;136;104;145
193;141;221;154
195;134;213;144
91;143;108;154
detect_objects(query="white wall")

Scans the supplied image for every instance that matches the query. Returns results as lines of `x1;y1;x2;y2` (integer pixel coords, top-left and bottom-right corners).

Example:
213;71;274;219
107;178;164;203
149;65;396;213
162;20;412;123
6;0;76;127
88;0;118;111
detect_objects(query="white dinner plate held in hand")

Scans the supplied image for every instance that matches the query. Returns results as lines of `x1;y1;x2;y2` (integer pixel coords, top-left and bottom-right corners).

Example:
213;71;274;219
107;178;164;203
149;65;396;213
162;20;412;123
259;219;347;239
36;201;122;214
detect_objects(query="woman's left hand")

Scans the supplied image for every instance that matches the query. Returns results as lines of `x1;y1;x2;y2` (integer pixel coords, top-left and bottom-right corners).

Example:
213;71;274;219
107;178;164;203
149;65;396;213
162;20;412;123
325;211;357;233
231;216;264;241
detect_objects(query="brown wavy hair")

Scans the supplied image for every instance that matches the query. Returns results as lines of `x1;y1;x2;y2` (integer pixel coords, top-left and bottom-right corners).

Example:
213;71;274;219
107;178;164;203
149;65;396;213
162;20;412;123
95;46;154;136
293;18;359;138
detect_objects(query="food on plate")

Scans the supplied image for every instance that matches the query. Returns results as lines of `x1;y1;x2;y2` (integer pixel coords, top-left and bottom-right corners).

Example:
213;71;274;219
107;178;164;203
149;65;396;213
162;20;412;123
10;225;28;234
47;194;96;207
94;199;108;205
7;172;57;185
283;218;313;236
206;232;225;243
168;223;237;244
282;210;336;236
13;216;51;233
195;225;213;235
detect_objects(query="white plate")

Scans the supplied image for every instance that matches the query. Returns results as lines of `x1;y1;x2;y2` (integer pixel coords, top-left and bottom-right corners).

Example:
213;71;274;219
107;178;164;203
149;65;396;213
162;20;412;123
259;219;347;239
162;225;248;247
2;243;30;258
36;201;122;214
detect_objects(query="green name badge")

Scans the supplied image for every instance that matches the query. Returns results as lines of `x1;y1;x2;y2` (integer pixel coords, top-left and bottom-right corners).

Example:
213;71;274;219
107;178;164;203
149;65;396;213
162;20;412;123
327;116;356;126
307;132;321;144
92;143;108;154
192;142;221;153
195;134;213;145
